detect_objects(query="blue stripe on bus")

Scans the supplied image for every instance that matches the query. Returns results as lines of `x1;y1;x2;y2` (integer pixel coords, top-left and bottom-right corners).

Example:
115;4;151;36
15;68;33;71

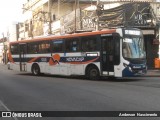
11;56;100;63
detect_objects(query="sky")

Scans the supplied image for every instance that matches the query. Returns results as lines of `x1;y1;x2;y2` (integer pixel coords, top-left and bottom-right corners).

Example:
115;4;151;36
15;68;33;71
0;0;26;36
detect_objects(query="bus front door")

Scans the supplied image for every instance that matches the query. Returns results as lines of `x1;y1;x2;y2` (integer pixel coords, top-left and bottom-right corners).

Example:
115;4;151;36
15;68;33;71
101;36;114;76
19;43;27;71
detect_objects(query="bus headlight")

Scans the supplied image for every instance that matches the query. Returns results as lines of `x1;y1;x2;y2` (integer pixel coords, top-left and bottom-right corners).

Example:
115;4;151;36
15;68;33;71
142;64;146;68
123;63;128;67
128;66;132;72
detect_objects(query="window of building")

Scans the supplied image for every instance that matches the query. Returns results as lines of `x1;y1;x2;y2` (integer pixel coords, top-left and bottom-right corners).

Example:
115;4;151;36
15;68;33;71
25;23;29;32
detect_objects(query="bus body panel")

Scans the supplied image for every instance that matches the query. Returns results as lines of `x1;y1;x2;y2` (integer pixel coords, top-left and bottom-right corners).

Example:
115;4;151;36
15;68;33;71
14;51;101;76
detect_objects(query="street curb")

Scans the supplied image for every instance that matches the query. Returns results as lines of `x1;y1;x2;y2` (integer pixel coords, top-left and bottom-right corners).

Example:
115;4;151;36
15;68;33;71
144;75;160;77
144;70;160;77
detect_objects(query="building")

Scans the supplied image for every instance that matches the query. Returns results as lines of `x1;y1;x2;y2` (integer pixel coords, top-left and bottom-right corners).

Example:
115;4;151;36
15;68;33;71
0;37;8;64
5;0;159;69
8;22;19;42
21;0;95;38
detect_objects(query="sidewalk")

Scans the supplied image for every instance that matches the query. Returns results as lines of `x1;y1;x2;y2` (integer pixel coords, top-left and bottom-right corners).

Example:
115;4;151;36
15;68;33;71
145;69;160;77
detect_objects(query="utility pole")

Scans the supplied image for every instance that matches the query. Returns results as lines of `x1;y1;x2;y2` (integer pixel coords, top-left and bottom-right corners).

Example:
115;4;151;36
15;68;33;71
96;0;100;31
58;0;60;18
74;0;77;33
2;33;6;64
159;27;160;59
48;0;52;34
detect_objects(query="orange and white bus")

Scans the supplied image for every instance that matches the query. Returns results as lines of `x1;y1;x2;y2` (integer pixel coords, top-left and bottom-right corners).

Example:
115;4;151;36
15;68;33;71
8;27;147;79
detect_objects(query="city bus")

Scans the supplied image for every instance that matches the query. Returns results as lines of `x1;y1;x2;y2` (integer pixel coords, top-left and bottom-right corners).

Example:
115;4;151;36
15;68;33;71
8;28;147;79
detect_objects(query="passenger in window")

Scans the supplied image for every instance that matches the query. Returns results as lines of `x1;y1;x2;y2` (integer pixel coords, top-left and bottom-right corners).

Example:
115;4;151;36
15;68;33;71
72;46;77;52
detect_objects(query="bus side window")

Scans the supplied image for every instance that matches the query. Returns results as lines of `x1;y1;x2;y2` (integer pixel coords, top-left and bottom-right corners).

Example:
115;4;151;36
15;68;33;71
52;40;64;53
65;38;80;52
81;36;98;52
28;42;38;54
38;41;51;53
10;44;19;54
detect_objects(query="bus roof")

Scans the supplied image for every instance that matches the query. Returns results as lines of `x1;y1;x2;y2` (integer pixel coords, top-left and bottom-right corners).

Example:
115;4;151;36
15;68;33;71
10;29;116;44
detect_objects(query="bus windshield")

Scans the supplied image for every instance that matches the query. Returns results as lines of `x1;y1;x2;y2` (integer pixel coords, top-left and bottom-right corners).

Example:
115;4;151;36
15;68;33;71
122;36;146;59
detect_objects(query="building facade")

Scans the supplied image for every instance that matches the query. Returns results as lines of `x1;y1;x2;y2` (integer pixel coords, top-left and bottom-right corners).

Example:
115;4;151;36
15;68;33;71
5;0;160;69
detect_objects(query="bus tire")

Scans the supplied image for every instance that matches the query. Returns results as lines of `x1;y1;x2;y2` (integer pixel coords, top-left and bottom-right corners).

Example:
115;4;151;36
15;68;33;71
86;66;100;80
32;64;40;76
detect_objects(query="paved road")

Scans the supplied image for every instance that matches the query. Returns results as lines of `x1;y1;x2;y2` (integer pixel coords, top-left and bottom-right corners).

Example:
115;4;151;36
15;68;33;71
0;64;160;120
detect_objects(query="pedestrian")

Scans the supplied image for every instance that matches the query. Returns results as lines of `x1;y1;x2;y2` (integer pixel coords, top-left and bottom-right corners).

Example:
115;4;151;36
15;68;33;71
2;58;4;63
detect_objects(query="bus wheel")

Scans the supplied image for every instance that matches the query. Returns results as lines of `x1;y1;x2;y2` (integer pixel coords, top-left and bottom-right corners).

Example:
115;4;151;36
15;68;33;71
87;66;100;80
32;64;40;76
